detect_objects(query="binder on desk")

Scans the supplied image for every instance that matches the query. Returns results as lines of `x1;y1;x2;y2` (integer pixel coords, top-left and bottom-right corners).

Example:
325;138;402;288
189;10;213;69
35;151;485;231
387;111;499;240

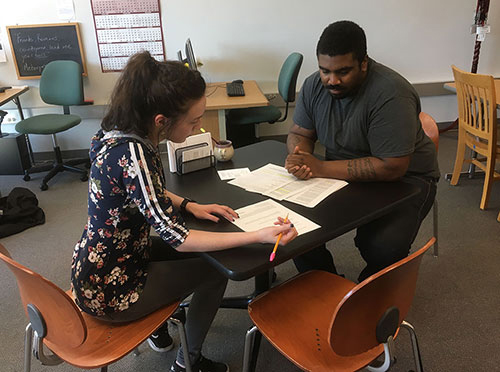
167;132;214;174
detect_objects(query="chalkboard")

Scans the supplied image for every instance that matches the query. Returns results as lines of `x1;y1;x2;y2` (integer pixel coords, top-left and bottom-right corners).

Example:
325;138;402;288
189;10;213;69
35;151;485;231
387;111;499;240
7;23;87;79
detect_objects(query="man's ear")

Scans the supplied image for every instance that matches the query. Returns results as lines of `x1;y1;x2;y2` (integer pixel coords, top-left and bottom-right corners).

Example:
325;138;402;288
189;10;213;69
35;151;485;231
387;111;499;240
360;55;368;72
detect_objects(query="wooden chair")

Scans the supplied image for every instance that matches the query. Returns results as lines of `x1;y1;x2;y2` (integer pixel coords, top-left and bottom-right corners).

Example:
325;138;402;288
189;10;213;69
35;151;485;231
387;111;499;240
243;237;436;372
0;243;192;372
450;65;500;211
419;112;439;256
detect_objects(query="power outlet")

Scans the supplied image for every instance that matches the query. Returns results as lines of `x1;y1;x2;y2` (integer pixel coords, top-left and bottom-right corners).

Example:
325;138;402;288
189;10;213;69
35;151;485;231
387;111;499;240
2;110;21;124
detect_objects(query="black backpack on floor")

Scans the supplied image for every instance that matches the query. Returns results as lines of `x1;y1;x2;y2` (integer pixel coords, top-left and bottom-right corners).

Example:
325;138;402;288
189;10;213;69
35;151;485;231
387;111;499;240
0;187;45;238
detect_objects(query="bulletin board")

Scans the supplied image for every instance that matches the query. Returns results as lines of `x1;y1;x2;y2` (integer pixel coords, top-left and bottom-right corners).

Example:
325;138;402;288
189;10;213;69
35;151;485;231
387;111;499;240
90;0;166;72
6;23;87;79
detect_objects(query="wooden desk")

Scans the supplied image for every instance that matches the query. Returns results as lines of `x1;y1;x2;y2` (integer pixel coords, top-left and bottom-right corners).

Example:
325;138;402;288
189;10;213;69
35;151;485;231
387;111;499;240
444;80;500;107
0;86;29;118
203;80;268;141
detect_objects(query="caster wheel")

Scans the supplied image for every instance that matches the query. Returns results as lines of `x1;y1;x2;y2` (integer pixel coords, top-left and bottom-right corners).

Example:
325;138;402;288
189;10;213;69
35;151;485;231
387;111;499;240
81;175;89;182
40;183;48;191
23;174;31;181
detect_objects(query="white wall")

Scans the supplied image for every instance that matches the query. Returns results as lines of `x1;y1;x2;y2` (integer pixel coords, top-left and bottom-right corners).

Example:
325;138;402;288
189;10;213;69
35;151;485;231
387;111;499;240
1;0;498;151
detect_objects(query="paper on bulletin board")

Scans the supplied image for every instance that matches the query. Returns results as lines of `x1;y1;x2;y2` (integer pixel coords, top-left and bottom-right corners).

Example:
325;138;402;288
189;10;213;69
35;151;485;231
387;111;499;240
58;0;75;21
0;42;7;63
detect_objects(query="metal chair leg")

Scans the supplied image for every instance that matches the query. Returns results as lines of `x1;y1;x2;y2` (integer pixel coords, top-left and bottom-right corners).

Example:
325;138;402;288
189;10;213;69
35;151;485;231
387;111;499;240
170;317;192;372
24;324;33;372
401;320;424;372
433;200;438;257
242;326;258;372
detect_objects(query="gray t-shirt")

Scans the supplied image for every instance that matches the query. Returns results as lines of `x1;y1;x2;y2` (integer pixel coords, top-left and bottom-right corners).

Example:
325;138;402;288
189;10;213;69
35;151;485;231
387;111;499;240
293;59;440;180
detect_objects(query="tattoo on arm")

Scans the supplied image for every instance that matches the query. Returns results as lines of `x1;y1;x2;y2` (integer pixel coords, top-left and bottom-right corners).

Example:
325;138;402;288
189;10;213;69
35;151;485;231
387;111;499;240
347;158;377;180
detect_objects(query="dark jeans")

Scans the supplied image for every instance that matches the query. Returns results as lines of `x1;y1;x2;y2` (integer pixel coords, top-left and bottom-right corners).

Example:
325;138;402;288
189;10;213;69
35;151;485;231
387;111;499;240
293;176;437;282
97;237;228;366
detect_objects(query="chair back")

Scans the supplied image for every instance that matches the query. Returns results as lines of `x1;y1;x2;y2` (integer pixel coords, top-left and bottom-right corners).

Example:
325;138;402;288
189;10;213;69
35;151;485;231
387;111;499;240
328;237;435;356
0;243;87;349
277;52;303;103
40;60;84;107
419;112;439;152
451;65;497;147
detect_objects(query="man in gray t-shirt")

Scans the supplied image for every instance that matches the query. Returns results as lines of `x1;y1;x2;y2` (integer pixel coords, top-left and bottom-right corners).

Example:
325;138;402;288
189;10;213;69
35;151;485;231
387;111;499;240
285;20;439;281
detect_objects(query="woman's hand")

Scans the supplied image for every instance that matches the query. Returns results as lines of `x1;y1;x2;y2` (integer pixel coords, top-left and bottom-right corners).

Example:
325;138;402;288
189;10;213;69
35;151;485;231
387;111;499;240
257;220;298;245
187;203;239;223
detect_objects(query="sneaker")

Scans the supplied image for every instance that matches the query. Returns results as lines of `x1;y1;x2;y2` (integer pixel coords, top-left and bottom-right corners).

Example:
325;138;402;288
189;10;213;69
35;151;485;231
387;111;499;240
170;355;229;372
147;324;174;352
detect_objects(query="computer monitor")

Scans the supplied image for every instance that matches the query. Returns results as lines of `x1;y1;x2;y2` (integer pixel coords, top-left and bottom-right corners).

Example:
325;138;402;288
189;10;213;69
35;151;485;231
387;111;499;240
185;38;197;71
177;50;184;63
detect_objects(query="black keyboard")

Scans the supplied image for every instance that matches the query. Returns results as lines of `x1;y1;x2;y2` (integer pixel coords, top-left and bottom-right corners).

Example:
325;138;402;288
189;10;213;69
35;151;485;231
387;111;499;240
226;82;245;97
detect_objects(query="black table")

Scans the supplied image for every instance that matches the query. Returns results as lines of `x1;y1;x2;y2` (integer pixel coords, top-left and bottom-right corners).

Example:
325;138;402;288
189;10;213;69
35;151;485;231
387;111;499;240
165;140;419;281
164;140;419;370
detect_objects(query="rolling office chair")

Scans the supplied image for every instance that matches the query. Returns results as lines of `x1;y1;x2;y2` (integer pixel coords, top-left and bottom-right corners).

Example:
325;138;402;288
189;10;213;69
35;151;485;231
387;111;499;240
226;52;303;147
243;237;436;372
419;112;439;256
0;243;193;372
16;60;90;191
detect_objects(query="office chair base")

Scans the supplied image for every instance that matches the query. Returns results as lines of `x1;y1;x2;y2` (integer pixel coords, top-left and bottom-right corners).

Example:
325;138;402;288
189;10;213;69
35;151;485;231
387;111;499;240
23;145;89;190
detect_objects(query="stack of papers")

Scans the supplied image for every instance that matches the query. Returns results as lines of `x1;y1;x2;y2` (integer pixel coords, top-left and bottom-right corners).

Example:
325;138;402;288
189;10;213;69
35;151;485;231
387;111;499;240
228;163;348;208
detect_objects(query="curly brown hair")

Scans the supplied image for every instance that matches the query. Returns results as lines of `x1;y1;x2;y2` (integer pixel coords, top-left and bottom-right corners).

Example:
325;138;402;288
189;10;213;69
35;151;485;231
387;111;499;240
102;51;206;138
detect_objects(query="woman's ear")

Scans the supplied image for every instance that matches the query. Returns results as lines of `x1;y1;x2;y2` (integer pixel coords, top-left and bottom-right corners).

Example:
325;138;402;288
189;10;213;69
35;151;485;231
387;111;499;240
154;114;168;128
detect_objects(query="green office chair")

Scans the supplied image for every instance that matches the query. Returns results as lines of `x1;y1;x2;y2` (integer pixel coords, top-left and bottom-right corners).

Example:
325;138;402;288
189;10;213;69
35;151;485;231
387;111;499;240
226;52;303;147
16;60;89;191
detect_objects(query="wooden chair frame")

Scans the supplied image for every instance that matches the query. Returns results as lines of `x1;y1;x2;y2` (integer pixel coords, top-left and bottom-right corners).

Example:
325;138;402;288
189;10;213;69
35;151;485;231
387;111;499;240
0;243;192;372
450;65;500;211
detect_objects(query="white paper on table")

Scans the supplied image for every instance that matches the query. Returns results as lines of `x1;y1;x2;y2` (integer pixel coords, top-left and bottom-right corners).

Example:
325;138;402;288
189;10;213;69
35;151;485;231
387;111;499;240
264;177;318;200
228;163;296;193
166;132;213;172
217;168;250;180
232;199;321;236
228;163;348;208
286;178;348;208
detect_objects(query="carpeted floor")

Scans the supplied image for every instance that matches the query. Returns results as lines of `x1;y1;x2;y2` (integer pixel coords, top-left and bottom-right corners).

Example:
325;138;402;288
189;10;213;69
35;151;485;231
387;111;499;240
0;129;499;372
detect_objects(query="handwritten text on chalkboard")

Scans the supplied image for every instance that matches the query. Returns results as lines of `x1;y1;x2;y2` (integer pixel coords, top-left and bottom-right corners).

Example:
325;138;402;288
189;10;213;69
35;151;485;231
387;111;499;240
7;24;86;79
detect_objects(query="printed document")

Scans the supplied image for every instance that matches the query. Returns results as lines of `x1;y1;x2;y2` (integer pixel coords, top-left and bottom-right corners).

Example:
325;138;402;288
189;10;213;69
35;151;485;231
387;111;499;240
228;163;347;208
232;199;321;236
217;168;251;180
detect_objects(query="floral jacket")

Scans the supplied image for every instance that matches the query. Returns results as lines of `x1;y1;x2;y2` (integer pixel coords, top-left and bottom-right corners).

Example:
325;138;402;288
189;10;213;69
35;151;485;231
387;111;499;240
71;130;189;316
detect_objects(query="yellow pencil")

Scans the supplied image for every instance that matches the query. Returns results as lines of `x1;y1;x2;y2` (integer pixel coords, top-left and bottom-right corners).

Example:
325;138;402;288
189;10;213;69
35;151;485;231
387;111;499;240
269;214;289;262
